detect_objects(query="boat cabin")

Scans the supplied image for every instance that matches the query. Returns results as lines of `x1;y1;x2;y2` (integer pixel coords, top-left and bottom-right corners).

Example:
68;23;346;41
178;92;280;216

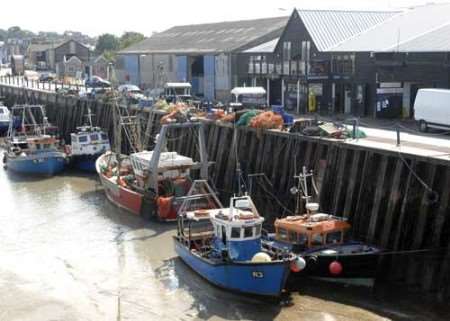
180;195;265;262
9;135;59;155
164;82;192;103
130;151;194;187
231;87;267;109
0;105;10;122
274;213;351;251
70;126;110;156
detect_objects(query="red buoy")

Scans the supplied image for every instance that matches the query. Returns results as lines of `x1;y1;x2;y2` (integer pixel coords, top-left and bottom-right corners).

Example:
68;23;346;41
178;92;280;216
329;261;343;276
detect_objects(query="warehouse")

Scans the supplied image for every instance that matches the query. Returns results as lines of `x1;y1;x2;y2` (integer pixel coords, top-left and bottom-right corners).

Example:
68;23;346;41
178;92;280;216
116;16;289;101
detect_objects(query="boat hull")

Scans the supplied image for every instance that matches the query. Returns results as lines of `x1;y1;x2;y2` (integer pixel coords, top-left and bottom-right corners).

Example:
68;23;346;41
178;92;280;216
6;153;65;175
299;251;380;279
263;239;381;279
0;121;9;134
71;153;102;172
174;238;290;297
97;169;143;215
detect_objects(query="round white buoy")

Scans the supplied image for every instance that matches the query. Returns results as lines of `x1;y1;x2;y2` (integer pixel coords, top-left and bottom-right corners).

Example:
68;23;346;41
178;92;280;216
251;252;272;263
290;257;307;272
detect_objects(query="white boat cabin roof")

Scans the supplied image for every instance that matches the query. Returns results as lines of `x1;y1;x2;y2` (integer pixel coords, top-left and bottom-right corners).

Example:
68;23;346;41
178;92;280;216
130;151;194;168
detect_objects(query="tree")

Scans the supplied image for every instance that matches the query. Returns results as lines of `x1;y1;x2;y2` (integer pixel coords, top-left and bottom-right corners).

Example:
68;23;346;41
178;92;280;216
95;33;120;55
119;32;145;49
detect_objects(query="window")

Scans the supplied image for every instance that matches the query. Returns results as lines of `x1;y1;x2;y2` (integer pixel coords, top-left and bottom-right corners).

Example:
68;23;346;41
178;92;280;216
78;136;88;143
255;224;262;237
222;225;227;244
278;228;288;241
244;226;253;238
36;144;41;150
0;109;3;114
231;227;241;239
298;233;308;246
289;231;297;242
90;134;99;141
326;231;342;244
311;234;324;246
44;144;50;149
101;133;108;141
69;41;76;54
302;41;311;61
283;41;292;61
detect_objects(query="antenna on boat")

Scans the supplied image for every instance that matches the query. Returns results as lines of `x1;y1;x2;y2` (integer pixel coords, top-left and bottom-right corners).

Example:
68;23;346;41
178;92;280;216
291;166;319;216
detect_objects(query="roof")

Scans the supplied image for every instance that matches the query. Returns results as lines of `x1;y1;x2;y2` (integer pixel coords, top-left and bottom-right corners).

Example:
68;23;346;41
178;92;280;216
387;22;450;52
28;43;54;53
231;87;266;96
297;9;398;52
330;3;450;52
244;38;279;53
119;16;289;54
164;82;192;88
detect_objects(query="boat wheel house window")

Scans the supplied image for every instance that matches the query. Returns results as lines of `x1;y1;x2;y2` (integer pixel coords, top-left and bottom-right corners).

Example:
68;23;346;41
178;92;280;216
326;231;343;244
244;226;253;238
101;133;108;141
231;227;241;239
90;134;99;142
78;136;88;143
311;233;324;246
278;228;288;241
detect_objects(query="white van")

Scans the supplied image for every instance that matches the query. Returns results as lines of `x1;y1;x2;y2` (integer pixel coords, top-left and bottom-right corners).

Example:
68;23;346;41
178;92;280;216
414;89;450;132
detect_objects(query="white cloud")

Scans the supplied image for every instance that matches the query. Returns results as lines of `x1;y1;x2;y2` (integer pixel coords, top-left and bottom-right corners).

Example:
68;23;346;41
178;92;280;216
0;0;448;36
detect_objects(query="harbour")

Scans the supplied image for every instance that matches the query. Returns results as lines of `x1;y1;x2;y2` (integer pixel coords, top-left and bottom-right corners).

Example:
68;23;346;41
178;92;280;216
0;165;448;321
2;2;450;319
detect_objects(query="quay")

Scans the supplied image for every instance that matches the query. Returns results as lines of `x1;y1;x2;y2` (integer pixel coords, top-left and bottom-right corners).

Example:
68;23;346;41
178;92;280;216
1;82;449;303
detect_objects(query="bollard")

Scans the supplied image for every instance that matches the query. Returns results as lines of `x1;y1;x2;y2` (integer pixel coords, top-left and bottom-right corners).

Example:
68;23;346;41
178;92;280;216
396;124;401;146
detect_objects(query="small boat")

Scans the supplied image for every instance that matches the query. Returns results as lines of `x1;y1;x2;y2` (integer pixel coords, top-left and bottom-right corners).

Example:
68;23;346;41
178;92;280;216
68;109;110;172
96;121;210;221
4;105;66;176
174;180;305;297
262;167;382;281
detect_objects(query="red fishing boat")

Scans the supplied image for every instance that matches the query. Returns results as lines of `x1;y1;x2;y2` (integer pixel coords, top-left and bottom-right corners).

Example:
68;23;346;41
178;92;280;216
96;122;209;221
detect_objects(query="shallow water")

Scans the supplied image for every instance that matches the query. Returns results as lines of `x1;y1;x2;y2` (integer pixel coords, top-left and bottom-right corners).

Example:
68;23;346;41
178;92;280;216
0;151;447;321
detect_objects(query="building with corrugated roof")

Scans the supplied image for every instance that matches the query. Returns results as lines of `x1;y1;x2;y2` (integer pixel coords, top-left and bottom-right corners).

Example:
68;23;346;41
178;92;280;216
117;16;289;100
243;8;397;114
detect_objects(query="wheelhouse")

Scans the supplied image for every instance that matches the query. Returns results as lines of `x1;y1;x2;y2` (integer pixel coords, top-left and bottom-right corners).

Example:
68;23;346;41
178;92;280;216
274;214;351;249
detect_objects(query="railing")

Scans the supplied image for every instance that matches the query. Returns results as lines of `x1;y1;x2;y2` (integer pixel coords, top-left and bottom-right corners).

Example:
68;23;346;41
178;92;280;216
0;75;87;93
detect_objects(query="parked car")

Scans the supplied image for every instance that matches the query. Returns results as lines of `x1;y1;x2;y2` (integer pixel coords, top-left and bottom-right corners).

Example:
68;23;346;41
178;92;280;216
414;88;450;132
118;84;145;104
85;76;111;88
39;72;56;82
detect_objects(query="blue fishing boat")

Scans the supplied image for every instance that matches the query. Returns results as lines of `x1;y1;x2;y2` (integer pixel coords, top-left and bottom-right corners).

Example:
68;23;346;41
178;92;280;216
174;181;306;297
3;105;66;176
68;108;110;172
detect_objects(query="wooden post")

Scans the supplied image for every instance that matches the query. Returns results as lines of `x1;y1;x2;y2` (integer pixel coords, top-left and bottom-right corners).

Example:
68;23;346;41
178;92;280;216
367;155;389;243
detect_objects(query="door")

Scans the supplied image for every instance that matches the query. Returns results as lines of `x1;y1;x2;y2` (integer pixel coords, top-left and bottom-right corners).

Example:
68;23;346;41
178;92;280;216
344;90;351;114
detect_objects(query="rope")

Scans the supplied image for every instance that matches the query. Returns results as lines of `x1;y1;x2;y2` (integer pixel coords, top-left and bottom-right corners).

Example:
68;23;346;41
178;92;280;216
397;151;436;196
255;178;294;215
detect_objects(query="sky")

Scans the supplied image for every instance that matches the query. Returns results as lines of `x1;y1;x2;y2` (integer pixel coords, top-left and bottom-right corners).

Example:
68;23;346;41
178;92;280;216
1;0;449;37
